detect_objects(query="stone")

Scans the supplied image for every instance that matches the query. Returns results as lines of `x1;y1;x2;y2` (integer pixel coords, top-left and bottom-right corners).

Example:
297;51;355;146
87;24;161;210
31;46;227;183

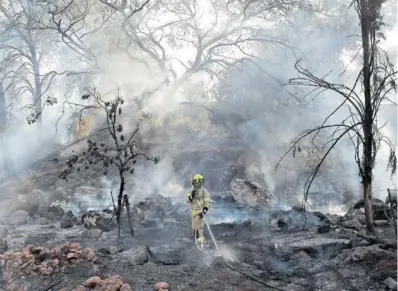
383;277;397;290
132;194;173;224
60;217;75;228
47;205;65;217
81;210;116;231
230;178;277;207
285;237;351;259
317;224;331;234
341;219;362;230
118;246;149;265
343;244;396;263
154;282;169;290
291;250;312;262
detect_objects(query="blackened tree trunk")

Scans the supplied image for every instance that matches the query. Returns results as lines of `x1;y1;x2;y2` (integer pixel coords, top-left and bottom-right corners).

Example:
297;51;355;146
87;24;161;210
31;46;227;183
116;173;125;240
360;0;374;233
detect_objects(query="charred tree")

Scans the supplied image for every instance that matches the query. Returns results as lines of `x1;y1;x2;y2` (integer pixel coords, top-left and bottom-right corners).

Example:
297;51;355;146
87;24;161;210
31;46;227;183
277;0;397;233
59;89;160;241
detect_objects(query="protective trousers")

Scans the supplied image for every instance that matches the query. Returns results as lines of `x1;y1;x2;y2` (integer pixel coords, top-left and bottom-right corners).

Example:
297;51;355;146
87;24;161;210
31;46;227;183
191;214;205;243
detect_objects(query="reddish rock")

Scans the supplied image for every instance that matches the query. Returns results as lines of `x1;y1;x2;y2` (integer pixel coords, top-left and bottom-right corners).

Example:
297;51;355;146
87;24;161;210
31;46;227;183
83;276;104;288
154;282;169;290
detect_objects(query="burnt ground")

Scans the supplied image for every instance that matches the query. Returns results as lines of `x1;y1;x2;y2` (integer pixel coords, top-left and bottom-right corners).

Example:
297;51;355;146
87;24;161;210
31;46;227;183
2;215;397;291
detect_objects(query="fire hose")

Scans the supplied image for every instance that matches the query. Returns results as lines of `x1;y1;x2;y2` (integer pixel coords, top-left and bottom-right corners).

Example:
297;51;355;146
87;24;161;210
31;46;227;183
195;199;286;291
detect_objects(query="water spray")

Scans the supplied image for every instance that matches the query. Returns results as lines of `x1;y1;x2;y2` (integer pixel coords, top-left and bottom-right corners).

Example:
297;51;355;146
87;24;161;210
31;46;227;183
196;198;221;254
195;198;286;291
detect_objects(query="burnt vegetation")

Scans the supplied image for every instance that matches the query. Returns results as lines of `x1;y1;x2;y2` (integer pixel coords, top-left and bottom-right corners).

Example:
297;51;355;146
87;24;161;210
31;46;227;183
57;89;161;240
276;0;397;233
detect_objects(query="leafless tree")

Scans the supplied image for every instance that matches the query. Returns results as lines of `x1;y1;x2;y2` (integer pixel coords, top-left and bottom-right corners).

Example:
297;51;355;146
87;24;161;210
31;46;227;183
34;0;114;64
277;0;397;233
97;0;310;108
0;0;65;126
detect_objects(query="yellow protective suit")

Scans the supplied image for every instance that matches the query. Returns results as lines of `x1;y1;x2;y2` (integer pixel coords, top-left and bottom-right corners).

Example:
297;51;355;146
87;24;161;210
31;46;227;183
185;185;210;244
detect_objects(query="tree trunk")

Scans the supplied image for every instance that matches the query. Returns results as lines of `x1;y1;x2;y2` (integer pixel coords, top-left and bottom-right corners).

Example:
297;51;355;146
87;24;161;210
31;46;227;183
0;84;6;132
29;43;42;127
116;173;125;241
123;194;134;236
360;0;374;233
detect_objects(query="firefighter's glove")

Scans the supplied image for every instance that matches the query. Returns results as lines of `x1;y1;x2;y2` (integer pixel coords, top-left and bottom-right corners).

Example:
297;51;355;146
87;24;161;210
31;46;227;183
189;190;198;201
199;207;208;218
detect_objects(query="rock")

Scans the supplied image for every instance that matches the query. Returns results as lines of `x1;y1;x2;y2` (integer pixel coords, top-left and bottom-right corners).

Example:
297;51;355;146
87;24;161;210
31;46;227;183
60;217;74;228
32;189;52;213
53;187;72;202
81;210;116;231
317;224;331;234
347;198;390;220
211;191;235;202
230;178;277;207
47;205;65;217
80;229;102;239
132;194;173;224
75;275;132;291
373;220;390;227
342;244;396;263
97;246;119;255
383;277;397;290
8;210;28;225
117;246;149;265
286;237;351;259
291;250;312;262
75;186;97;196
277;219;288;229
60;211;77;228
0;226;8;238
154;282;169;290
25;232;57;244
0;239;7;253
341;219;362;230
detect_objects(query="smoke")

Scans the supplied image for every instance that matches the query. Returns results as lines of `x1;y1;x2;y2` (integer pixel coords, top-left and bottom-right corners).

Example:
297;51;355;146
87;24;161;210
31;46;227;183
0;1;396;221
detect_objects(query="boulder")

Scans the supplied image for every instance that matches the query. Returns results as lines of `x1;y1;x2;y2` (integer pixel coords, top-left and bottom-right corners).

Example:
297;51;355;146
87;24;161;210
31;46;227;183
317;224;331;234
117;246;149;265
81;210;117;231
8;210;29;225
132;194;173;224
230;178;277;207
341;219;362;230
60;211;77;228
47;205;65;217
346;198;390;220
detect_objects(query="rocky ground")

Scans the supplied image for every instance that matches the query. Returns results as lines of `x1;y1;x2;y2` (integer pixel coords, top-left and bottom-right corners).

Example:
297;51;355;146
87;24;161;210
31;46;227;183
0;178;397;291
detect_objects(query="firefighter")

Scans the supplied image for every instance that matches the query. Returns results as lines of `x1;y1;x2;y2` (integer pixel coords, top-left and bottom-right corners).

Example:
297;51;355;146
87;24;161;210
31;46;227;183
185;174;210;246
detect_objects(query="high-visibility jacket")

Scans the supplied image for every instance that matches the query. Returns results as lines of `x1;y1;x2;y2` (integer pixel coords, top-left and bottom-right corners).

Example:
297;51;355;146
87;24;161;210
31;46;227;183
185;186;210;216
